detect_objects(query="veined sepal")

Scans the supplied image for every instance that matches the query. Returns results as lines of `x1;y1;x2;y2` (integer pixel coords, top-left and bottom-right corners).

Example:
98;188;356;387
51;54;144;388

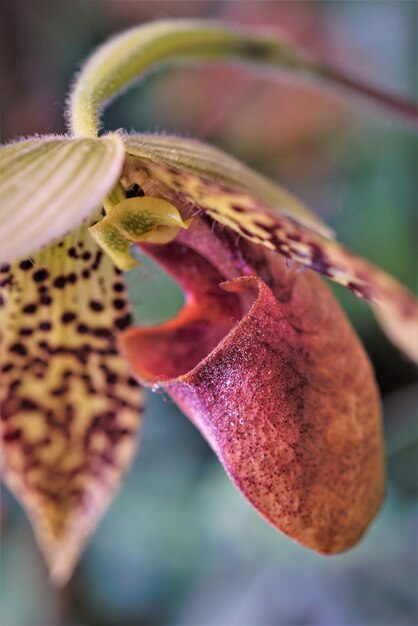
0;134;125;263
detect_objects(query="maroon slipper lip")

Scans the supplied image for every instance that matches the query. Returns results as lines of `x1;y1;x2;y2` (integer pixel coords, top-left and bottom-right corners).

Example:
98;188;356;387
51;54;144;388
119;226;385;555
121;276;265;385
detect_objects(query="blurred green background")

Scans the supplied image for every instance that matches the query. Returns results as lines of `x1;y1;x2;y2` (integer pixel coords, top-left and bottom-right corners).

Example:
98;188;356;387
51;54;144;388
1;1;417;625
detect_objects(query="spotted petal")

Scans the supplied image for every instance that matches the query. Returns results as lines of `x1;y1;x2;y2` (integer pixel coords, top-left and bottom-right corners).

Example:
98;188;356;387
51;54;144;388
122;133;332;238
121;137;418;362
0;231;143;584
0;134;124;263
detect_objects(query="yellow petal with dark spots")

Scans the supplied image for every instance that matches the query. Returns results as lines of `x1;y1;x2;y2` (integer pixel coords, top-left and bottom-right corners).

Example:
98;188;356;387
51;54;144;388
0;229;143;585
122;133;333;238
121;148;418;362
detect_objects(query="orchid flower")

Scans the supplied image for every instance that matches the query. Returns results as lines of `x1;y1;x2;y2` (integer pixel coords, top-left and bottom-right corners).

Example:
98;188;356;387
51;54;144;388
1;20;417;586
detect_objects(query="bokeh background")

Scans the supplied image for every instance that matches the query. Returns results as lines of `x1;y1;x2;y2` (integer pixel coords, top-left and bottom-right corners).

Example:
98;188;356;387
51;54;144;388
1;1;417;625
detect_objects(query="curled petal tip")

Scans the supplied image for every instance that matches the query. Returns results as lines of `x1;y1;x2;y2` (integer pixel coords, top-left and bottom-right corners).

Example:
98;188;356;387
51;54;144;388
42;533;87;587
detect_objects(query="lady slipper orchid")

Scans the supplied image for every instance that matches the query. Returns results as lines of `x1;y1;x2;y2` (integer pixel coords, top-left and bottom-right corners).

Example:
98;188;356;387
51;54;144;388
1;20;417;585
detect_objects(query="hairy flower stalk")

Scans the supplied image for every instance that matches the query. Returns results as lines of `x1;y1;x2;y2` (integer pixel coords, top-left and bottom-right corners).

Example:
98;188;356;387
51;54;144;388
0;19;417;584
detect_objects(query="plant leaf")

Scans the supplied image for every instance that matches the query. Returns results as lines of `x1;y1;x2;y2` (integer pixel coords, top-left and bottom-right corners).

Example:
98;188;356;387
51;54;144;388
0;134;125;263
121;141;418;362
0;231;143;585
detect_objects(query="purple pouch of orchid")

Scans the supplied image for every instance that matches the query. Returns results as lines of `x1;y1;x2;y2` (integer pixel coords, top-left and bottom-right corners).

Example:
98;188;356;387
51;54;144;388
121;216;385;554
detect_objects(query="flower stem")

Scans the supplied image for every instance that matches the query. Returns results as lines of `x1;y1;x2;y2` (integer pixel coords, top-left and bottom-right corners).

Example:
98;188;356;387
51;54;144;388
69;19;417;139
318;64;417;128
